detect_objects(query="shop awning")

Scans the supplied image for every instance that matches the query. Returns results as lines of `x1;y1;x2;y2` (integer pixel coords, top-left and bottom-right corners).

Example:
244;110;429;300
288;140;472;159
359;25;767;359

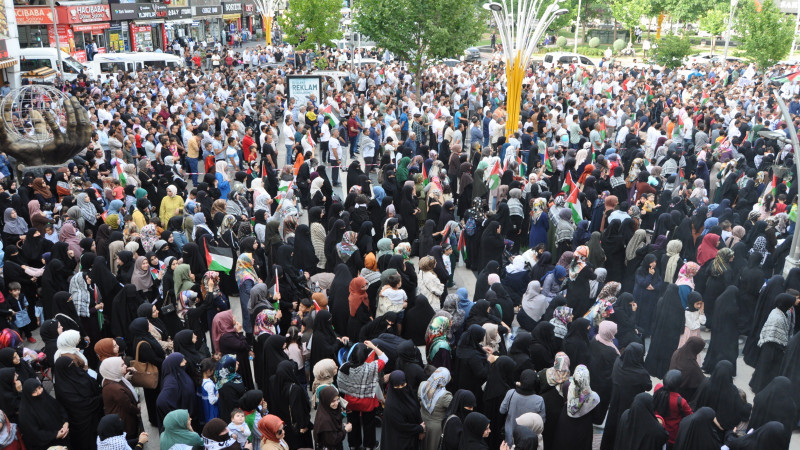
170;18;194;24
223;13;241;20
73;22;110;32
133;19;163;25
0;58;18;70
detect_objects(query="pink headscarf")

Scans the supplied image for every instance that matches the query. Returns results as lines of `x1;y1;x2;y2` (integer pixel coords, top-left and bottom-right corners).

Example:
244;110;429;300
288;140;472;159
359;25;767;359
675;262;700;289
58;223;82;259
595;321;619;354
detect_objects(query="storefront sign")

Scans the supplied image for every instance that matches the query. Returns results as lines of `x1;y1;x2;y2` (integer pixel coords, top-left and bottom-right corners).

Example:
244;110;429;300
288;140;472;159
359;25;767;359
223;2;243;13
0;41;8;59
243;4;255;14
193;5;222;16
15;7;54;25
167;7;193;20
287;76;322;111
110;4;167;21
73;23;111;33
58;5;111;24
47;24;72;52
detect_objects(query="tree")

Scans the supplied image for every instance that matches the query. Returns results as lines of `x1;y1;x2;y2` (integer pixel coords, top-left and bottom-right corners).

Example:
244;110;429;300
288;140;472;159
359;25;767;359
279;0;342;50
663;0;712;30
698;2;728;55
609;0;648;42
651;33;692;68
354;0;485;95
736;0;794;69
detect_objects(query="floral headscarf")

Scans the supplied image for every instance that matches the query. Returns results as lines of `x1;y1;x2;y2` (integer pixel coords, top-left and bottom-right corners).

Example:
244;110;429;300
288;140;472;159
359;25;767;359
202;271;221;298
235;253;258;286
597;281;621;301
336;231;359;263
531;198;547;222
395;242;411;259
214;354;243;389
253;308;279;337
140;224;159;253
553;306;573;325
675;262;700;289
584;298;615;326
545;352;571;386
566;365;599;418
425;316;451;362
418;367;451;414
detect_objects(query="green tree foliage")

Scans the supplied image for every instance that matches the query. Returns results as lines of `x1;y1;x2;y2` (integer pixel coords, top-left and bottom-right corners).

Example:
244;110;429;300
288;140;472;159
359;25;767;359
280;0;342;50
354;0;485;94
698;2;728;54
651;34;692;68
609;0;648;41
736;0;794;69
663;0;712;27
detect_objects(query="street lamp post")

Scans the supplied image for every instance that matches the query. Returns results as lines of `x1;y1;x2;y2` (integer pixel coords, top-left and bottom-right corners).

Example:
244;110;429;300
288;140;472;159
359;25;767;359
723;0;739;61
573;0;582;53
483;0;567;137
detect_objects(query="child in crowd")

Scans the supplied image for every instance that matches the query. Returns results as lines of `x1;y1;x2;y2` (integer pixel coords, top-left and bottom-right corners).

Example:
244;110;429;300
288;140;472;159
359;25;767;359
376;273;407;319
285;326;305;390
7;283;35;343
227;408;251;447
44;224;59;244
679;297;706;364
200;357;219;424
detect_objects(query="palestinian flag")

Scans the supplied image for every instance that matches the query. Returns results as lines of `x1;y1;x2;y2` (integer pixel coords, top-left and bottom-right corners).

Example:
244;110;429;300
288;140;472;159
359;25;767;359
321;105;339;127
701;90;710;106
771;71;800;84
599;120;607;141
562;171;576;194
421;164;429;186
544;148;553;171
277;180;293;205
116;163;127;186
566;186;583;224
488;160;501;190
622;78;632;91
517;156;525;178
470;85;478;98
771;175;779;196
678;168;684;182
457;231;467;260
605;86;613;99
204;243;234;274
262;162;269;178
676;115;684;138
306;132;315;148
644;84;654;102
435;108;442;120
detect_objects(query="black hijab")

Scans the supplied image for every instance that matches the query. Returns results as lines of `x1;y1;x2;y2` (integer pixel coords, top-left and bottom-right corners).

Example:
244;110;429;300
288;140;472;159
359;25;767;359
292;224;317;269
692;360;747;430
748;376;797;444
672;407;722;450
615;392;669;450
459;412;490;449
562;317;591;372
0;368;20;421
529;321;559;370
483;355;517;401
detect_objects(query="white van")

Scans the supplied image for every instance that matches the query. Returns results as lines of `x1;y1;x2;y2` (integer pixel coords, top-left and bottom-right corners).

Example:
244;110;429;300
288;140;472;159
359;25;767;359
18;48;92;83
540;52;596;70
86;52;185;75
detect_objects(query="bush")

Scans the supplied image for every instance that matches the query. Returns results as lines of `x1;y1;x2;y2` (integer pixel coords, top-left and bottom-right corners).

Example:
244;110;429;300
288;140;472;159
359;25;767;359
589;37;600;48
556;36;567;48
651;34;692;69
613;39;626;51
574;46;604;56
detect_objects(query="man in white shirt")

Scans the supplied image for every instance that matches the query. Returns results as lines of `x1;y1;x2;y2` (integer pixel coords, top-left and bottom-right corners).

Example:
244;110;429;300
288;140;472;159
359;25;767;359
329;129;342;186
283;117;296;165
320;120;331;164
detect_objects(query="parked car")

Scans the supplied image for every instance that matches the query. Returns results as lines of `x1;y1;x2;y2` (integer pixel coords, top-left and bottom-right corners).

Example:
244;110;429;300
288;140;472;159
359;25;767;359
540;52;596;69
463;47;481;62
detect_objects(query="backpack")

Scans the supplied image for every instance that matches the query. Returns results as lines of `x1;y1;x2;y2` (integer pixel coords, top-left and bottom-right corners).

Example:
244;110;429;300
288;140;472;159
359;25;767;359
464;216;477;236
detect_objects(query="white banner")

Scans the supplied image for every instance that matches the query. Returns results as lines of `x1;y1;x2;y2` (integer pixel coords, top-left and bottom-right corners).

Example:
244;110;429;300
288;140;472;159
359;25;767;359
287;76;321;111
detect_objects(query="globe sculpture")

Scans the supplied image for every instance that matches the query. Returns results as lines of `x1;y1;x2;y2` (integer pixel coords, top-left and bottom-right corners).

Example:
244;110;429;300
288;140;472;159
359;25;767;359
1;85;69;147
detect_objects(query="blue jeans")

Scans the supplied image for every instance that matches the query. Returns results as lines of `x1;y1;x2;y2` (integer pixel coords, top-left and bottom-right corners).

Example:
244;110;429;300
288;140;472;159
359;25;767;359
238;279;255;332
285;145;293;165
350;133;360;157
186;157;198;184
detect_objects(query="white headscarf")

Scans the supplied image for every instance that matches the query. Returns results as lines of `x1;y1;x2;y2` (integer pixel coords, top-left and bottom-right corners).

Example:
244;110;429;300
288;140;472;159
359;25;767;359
54;329;88;365
99;357;139;401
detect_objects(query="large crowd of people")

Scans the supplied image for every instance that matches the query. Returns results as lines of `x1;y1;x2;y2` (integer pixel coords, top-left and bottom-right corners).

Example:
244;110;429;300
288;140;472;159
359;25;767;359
0;36;799;450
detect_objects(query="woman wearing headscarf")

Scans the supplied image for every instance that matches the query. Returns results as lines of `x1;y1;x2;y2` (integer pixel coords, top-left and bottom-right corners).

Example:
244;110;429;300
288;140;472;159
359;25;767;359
115;250;136;285
99;356;140;440
693;360;751;434
564;246;595;317
1;208;28;247
632;254;663;336
644;284;686;378
601;219;626;282
517;281;547;332
212;311;253;390
17;378;69;450
416;367;451;450
724;421;789;450
96;414;147;450
156;353;196;428
499;369;546;447
600;343;653;450
336;341;387;450
439;389;476;450
160;409;203;450
129;317;165;427
562;317;592;373
312;385;350;450
747;376;797;444
453;324;494;411
672;407;723;450
614;392;668;450
668;336;706;401
588;320;619;423
482;355;516;448
552;365;600;450
749;293;795;393
376;370;423;450
425;316;452;370
346;276;372;342
53;355;103;449
459;412;491;449
700;285;740;374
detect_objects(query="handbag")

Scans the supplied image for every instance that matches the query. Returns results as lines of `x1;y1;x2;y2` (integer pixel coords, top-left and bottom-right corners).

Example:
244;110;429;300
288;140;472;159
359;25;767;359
160;291;177;315
130;341;159;389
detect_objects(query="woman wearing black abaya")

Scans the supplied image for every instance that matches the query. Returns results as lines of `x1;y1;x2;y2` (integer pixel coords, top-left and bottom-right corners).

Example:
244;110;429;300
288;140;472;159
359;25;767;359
613;392;668;450
668;336;706;401
780;327;800;426
643;284;686;378
404;295;435;346
601;219;626;282
749;293;794;393
308;310;344;376
111;285;144;344
743;275;784;367
508;332;535;380
483;356;516;449
478;221;505;272
173;329;210;385
156;353;197;427
129;317;166;427
672;407;722;450
529;321;559;370
381;370;425;450
473;261;500;302
441;389;477;450
0;369;20;422
724;421;789;450
269;360;313;448
115;250;135;284
737;252;765;335
562;317;591;372
18;378;69;450
599;343;653;450
260;334;288;389
589;321;619;424
693;360;751;433
748;376;797;444
419;219;436;258
388;255;418;303
453;325;492;411
53;355;103;450
20;228;49;266
40;259;69;319
608;292;641;349
293;224;318;273
398;183;420;241
324;219;347;272
459;411;491;449
534;352;569;448
701;286;740;374
328;263;353;336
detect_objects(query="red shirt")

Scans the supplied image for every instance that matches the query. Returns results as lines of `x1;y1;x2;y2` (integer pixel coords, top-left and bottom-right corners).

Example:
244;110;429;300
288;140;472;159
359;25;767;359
242;135;255;160
342;355;387;412
347;117;360;138
653;384;693;444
